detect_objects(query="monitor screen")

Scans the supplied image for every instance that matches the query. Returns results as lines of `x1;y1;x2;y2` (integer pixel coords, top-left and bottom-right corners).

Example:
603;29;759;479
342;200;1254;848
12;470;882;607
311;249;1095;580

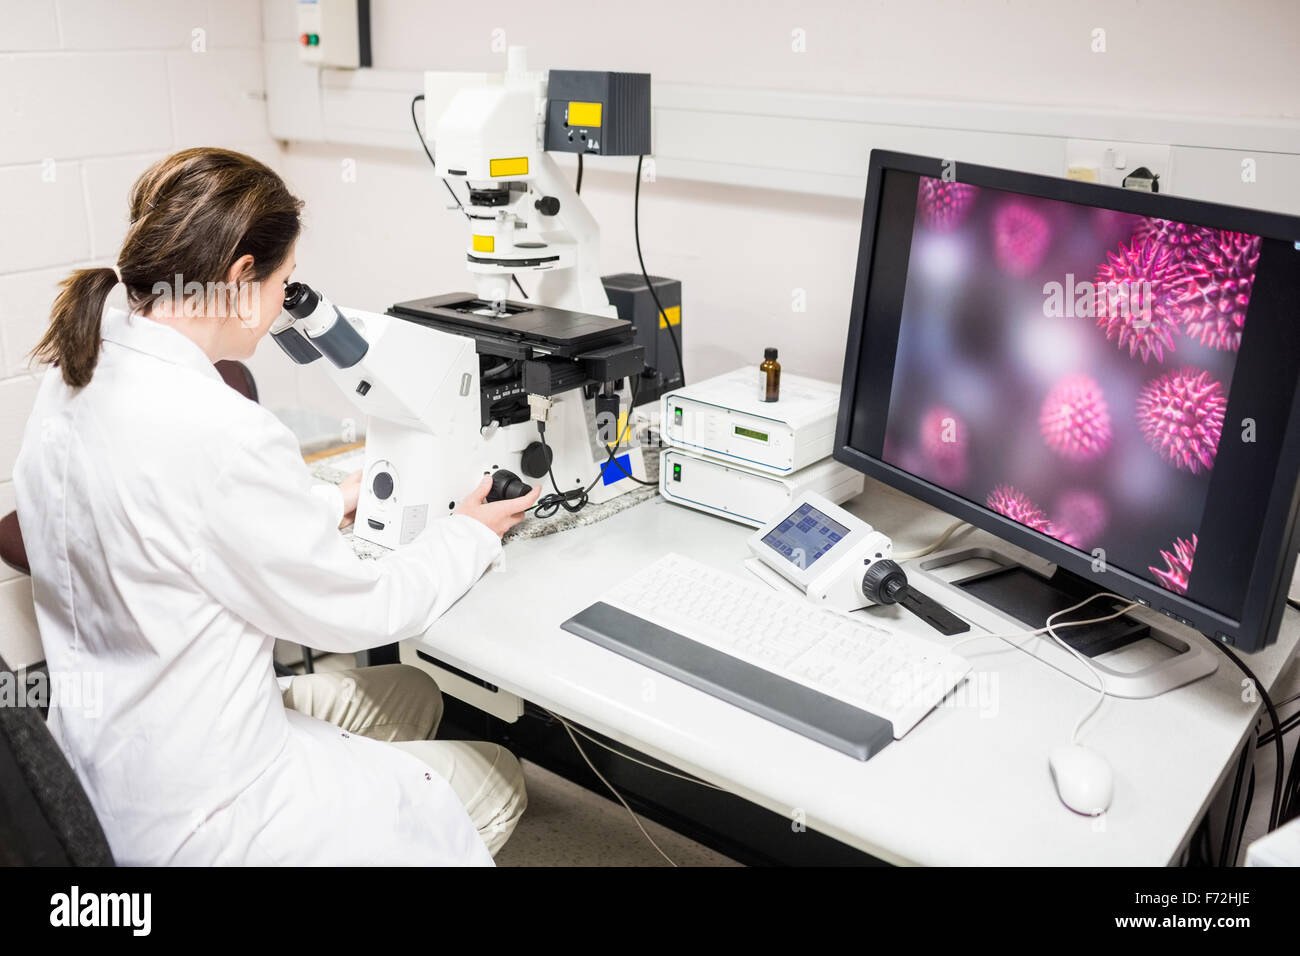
836;152;1300;650
760;502;850;570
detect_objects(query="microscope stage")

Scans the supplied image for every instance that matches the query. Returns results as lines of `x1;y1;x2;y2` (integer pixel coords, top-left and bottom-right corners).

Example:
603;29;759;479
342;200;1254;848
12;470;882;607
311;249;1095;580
389;293;631;359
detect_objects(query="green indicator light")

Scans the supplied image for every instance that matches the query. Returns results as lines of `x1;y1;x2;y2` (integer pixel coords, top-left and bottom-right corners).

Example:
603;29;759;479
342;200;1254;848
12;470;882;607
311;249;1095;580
309;33;320;45
672;464;682;482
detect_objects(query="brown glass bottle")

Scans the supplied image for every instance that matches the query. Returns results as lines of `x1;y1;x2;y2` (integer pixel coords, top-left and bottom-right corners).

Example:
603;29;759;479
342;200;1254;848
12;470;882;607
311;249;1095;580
759;347;781;402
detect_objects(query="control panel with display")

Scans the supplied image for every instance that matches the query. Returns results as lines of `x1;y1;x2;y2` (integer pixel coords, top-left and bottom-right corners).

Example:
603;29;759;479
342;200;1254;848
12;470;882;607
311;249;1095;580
748;491;896;611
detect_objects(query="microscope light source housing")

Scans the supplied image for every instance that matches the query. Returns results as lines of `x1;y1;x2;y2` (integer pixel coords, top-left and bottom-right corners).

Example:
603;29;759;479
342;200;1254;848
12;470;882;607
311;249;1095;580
543;70;651;156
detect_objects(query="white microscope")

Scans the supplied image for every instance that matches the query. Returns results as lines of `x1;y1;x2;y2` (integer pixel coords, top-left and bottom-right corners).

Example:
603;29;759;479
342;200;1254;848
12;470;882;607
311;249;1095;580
270;49;655;550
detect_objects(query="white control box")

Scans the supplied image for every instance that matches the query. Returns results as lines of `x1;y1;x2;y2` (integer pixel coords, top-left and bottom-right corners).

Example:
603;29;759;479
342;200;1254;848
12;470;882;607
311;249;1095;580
660;368;842;475
660;448;864;528
296;0;370;68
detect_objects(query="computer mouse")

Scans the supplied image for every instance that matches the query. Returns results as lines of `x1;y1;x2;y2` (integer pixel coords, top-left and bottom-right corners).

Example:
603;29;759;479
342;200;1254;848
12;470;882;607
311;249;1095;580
1047;744;1113;816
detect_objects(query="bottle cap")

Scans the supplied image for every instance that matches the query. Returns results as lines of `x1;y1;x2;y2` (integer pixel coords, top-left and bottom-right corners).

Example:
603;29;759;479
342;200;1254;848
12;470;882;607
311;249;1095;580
764;347;778;360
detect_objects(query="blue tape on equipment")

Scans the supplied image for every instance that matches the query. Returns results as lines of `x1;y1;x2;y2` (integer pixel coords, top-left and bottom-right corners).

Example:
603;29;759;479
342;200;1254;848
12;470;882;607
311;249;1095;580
600;454;632;486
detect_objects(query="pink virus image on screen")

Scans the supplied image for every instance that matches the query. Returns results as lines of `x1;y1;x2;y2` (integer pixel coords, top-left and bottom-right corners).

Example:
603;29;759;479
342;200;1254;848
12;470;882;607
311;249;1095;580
1090;208;1144;243
919;405;968;484
1176;231;1262;352
1039;375;1112;461
1136;367;1228;474
1053;490;1109;549
917;179;978;232
1133;217;1215;263
1093;237;1184;363
1149;534;1197;595
993;200;1051;276
987;484;1054;534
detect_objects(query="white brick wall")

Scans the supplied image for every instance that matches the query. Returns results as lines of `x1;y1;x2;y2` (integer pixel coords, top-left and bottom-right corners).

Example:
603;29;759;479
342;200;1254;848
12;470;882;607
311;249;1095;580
0;0;282;667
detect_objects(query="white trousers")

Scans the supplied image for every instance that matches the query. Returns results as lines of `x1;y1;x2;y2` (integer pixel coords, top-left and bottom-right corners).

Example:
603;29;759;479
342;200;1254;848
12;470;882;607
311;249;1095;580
282;663;527;857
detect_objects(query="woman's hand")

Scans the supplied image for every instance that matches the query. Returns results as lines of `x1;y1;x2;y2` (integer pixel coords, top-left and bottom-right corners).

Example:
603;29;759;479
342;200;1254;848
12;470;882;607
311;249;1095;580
338;469;362;529
454;474;542;538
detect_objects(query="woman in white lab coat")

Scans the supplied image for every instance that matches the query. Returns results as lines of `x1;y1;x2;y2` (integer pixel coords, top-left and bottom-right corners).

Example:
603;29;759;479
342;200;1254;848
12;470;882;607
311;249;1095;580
14;147;539;865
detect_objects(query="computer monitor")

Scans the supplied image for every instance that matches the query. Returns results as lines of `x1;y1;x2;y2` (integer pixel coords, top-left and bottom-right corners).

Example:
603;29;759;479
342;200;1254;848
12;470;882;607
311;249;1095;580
834;150;1300;652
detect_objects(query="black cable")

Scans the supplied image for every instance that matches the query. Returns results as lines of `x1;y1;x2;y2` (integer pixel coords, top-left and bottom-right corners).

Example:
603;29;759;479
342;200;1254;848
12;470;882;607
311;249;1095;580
1284;718;1300;824
1211;639;1286;830
529;379;650;516
603;450;656;486
1254;688;1300;824
410;93;464;212
1234;766;1256;865
1221;739;1250;866
634;155;684;389
531;421;596;519
576;152;584;195
1192;814;1212;866
511;274;528;300
598;379;656;487
1258;708;1300;747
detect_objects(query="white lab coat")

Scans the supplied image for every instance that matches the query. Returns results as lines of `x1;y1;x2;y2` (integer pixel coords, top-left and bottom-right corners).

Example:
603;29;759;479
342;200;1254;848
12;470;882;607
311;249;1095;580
13;307;503;865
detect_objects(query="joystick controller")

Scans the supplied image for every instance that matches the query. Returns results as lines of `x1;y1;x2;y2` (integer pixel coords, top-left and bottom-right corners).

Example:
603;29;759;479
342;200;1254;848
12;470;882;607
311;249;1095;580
485;469;533;503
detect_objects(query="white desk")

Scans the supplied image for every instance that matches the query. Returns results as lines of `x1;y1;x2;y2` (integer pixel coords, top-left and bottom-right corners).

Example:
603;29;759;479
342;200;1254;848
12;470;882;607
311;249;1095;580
402;477;1300;866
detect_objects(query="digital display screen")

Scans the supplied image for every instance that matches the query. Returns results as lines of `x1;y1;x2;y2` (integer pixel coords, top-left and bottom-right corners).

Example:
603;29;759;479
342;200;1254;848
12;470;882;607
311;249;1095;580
735;425;769;442
844;166;1300;621
760;502;850;570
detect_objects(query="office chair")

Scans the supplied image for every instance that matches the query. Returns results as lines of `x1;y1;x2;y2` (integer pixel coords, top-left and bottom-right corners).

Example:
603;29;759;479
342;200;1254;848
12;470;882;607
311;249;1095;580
0;653;115;866
0;510;26;576
215;358;259;404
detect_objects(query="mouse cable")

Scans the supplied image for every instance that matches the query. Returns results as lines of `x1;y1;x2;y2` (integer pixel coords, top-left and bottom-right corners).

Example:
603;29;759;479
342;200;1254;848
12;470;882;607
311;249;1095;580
943;591;1290;831
409;93;466;215
1043;596;1138;744
946;591;1137;658
1047;599;1132;743
893;520;972;561
546;708;678;866
1210;638;1287;831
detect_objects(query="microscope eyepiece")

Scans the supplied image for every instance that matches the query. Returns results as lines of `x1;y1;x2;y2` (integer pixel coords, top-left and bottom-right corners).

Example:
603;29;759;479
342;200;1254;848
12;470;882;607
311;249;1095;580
282;281;319;319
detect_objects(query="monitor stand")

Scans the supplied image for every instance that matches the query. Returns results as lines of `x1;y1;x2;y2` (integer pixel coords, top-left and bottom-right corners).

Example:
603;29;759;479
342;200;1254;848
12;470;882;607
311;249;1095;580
953;563;1148;658
914;547;1219;699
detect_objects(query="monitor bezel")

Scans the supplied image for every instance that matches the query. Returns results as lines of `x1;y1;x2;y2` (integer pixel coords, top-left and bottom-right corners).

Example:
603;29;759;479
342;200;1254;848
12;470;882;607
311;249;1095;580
833;150;1300;652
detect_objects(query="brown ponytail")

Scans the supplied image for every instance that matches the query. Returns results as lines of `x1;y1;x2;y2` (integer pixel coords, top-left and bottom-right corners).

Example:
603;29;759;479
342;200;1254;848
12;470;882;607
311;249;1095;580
32;148;303;388
36;267;121;388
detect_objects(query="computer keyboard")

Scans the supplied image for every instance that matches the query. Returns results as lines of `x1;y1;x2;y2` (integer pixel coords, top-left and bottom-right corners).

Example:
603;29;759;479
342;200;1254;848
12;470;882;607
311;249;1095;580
562;553;971;760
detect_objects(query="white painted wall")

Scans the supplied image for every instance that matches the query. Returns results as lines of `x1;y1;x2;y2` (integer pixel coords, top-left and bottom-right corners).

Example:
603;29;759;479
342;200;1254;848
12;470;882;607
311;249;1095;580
358;0;1300;120
0;0;275;667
